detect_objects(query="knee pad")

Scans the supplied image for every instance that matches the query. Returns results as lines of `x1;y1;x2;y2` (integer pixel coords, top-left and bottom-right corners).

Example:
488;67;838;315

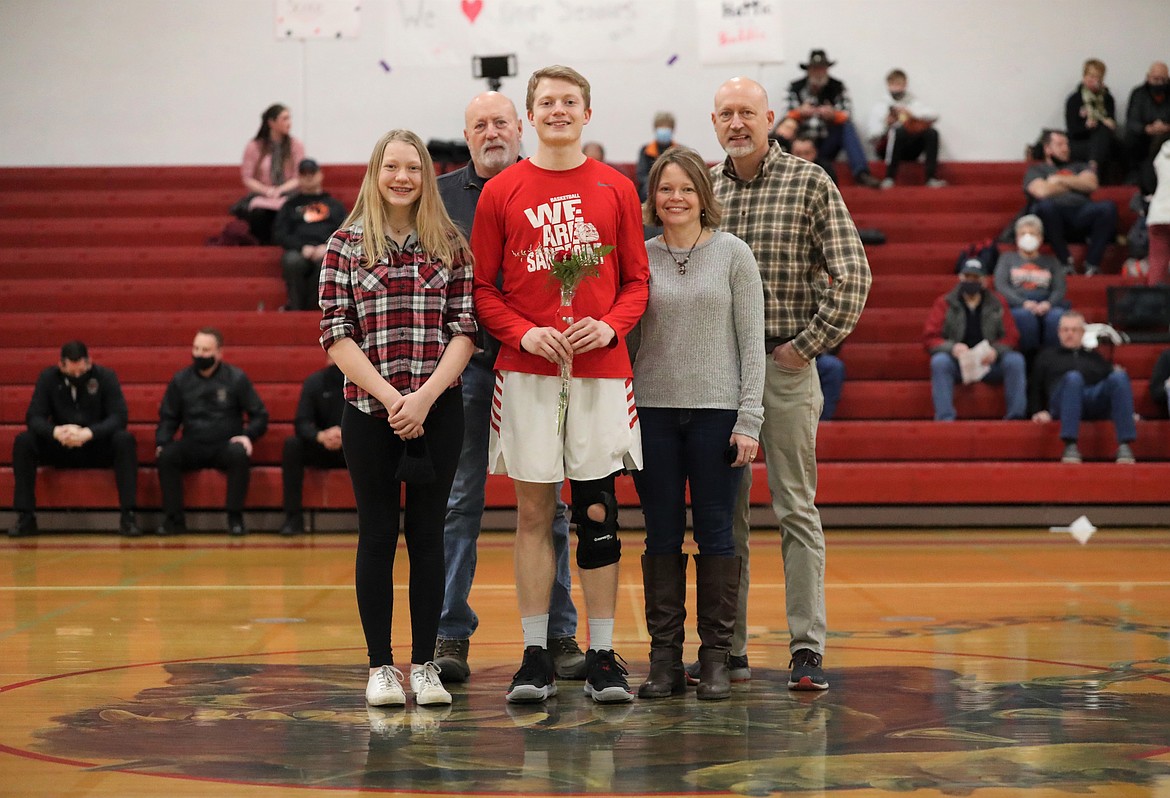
572;488;621;570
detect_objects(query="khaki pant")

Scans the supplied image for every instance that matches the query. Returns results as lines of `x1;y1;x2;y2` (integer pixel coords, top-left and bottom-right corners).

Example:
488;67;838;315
731;357;826;656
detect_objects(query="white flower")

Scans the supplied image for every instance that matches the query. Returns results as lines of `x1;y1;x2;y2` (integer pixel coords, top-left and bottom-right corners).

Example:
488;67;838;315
575;221;600;244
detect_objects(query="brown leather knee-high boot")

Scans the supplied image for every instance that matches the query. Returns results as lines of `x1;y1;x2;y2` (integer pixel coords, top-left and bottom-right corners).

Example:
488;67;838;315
694;554;741;701
637;553;688;699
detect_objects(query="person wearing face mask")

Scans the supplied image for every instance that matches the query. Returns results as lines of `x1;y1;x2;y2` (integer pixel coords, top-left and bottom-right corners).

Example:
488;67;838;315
867;69;945;189
924;260;1027;422
635;111;679;201
9;341;139;537
993;214;1069;355
1024;129;1118;276
1125;61;1170;191
154;327;269;536
1064;59;1122;183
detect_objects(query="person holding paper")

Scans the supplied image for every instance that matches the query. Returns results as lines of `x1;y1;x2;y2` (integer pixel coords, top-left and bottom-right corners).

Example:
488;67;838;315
923;260;1027;421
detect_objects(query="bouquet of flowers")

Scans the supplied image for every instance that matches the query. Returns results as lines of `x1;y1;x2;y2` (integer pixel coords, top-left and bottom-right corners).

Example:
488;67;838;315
549;221;614;435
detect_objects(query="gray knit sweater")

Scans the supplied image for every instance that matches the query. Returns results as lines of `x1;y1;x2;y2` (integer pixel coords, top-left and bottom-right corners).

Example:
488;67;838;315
631;230;765;438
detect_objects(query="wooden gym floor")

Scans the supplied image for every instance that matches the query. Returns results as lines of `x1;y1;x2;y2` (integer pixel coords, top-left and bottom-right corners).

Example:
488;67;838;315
2;527;1169;798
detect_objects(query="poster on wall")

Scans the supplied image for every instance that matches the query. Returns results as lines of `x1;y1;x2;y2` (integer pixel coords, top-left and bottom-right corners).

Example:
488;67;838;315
384;0;675;67
695;0;783;65
276;0;362;39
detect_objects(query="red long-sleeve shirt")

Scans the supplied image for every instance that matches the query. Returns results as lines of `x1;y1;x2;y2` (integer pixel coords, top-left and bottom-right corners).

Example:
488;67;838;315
471;158;649;378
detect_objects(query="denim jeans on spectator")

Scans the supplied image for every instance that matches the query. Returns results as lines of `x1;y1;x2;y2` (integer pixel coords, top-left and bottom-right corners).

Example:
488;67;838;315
1031;198;1117;266
633;407;741;557
1049;369;1137;443
815;354;845;420
1010;306;1066;354
930;350;1027;420
438;358;577;641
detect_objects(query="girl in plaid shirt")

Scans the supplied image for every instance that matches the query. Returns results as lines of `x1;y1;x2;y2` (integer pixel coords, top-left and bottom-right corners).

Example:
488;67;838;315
319;129;478;709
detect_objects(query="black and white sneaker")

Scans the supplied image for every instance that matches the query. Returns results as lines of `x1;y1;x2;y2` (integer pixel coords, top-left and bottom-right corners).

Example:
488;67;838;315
583;649;634;703
506;646;557;703
788;648;829;691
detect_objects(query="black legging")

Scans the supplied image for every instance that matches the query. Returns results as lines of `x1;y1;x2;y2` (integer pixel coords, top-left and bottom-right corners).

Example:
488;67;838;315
342;388;463;667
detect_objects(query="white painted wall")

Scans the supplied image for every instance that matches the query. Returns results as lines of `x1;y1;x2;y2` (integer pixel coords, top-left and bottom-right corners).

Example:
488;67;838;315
1;0;1165;167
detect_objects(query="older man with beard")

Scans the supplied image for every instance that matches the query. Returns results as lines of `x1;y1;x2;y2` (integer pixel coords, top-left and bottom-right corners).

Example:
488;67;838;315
432;91;588;685
698;76;870;692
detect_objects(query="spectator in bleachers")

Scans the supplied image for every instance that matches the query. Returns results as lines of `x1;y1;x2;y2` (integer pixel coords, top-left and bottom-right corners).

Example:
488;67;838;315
583;141;606;162
769;116;798;151
238;103;305;245
9;341;139;537
1125;61;1170;191
993;214;1068;355
320;128;476;709
272;158;348;311
155;327;269;536
279;358;345;536
791;134;838;184
866;69;946;189
1149;347;1170;418
1065;58;1123;182
1029;311;1137;464
1024;129;1118;276
785;49;881;188
1145;140;1170;286
635;111;678;201
816;348;845;420
924;260;1027;421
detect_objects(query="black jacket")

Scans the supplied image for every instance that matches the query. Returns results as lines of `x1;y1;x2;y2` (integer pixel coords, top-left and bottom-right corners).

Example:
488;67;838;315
272;191;348;252
1064;85;1117;141
1149;348;1170;418
156;361;268;446
25;364;128;441
294;365;345;441
1029;345;1114;415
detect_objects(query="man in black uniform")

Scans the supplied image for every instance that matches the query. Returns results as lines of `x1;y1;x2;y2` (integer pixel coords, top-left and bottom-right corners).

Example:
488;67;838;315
155;328;268;536
279;359;345;535
10;340;139;537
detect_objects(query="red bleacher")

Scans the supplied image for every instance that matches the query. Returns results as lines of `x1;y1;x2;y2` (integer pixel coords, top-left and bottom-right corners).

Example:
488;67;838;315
0;160;1165;529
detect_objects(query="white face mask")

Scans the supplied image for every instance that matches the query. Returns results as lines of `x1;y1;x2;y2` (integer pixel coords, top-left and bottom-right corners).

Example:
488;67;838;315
1017;233;1041;252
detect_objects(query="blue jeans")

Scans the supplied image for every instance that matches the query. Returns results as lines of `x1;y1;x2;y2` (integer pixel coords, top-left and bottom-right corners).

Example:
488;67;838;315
1050;370;1137;443
930;350;1027;420
1031;198;1118;267
633;408;741;556
816;120;871;177
438;358;577;640
1010;306;1066;354
816;354;845;420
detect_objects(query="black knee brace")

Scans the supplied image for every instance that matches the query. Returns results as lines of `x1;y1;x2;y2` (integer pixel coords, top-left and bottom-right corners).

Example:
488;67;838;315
570;476;621;570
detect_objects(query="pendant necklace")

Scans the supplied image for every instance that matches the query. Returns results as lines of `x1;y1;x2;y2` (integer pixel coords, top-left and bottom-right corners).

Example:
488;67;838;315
664;229;703;275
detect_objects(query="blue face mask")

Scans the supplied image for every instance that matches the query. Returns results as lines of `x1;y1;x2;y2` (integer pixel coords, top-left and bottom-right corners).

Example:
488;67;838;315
655;127;673;146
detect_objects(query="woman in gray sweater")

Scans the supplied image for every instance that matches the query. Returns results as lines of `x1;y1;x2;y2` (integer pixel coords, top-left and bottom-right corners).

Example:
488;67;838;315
629;146;765;701
993;214;1069;354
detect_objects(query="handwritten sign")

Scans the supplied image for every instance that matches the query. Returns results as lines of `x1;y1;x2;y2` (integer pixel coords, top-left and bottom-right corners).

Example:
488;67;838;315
276;0;362;40
386;0;674;66
696;0;784;65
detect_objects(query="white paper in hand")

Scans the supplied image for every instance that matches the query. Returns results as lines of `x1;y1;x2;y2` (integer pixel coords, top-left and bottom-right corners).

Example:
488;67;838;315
958;340;994;385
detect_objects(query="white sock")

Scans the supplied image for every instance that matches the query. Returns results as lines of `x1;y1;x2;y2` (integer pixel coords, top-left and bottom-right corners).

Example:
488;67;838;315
521;614;549;649
588;618;614;652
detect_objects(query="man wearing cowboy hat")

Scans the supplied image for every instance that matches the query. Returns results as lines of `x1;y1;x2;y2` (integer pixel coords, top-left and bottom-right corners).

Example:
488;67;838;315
785;49;881;188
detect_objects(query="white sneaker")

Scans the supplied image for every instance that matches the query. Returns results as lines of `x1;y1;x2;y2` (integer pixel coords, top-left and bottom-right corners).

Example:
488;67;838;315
366;665;406;706
879;177;895;190
926;178;948;188
410;661;452;706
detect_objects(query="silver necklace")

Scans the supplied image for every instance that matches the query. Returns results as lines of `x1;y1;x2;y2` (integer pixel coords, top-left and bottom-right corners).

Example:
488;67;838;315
663;229;702;275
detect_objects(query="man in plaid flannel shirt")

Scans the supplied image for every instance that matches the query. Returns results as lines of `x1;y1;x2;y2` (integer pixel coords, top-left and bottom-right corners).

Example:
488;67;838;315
707;76;871;691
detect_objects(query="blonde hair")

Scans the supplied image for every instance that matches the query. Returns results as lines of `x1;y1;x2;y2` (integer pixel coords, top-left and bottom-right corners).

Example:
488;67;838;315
526;65;591;112
1083;58;1106;78
344;129;468;268
642;146;723;229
